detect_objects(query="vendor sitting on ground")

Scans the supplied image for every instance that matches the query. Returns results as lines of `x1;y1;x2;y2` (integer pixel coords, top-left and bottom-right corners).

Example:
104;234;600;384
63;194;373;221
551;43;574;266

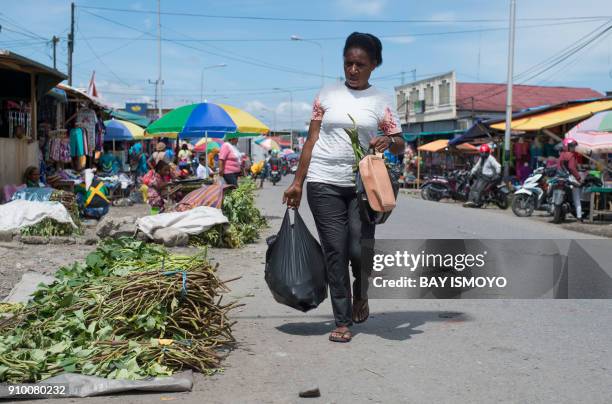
147;160;173;213
23;166;44;188
196;154;212;179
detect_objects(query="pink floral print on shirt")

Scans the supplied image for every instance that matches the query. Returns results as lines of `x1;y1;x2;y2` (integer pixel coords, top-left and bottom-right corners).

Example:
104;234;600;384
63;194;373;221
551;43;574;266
378;106;399;136
311;97;324;121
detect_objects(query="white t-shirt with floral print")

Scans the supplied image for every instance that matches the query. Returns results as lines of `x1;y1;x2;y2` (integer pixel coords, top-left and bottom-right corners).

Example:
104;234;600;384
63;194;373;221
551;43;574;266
307;82;401;187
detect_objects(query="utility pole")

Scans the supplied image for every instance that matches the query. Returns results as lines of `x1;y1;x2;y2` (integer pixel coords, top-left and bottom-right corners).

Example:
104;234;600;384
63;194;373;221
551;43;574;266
503;0;516;178
67;2;75;85
52;36;59;70
157;0;162;118
273;88;294;148
148;79;159;116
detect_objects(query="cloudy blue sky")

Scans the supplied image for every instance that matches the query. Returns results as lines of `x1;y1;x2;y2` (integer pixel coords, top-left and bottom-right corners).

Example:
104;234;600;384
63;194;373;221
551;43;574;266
1;0;611;130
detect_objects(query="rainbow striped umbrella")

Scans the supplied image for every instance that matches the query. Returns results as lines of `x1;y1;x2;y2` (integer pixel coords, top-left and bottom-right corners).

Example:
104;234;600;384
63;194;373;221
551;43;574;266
254;137;280;151
193;139;222;153
145;102;269;140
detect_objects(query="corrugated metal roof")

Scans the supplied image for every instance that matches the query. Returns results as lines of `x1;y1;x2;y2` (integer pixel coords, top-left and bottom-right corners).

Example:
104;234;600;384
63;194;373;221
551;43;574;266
456;83;603;113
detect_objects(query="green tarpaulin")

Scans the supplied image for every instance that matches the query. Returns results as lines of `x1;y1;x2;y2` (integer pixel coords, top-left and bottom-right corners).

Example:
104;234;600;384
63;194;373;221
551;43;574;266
107;109;151;128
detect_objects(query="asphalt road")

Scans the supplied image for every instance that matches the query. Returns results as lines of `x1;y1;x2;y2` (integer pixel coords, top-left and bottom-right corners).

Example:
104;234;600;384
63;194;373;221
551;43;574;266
30;175;612;404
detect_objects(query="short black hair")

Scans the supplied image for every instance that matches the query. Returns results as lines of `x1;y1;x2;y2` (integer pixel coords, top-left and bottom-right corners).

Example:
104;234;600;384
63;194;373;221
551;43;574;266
155;160;169;173
343;32;383;67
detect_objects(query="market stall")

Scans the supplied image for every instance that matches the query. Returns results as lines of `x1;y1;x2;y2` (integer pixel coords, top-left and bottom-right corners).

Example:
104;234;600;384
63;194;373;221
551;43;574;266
0;50;66;193
416;138;478;185
484;97;612;221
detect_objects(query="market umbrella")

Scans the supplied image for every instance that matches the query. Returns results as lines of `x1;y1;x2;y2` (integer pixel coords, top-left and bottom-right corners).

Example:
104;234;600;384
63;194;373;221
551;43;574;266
194;140;221;153
145;102;269;169
567;132;612;154
145;102;269;139
104;119;146;141
281;148;295;155
418;139;478;153
567;110;612;134
565;111;612;154
254;137;280;151
104;119;146;152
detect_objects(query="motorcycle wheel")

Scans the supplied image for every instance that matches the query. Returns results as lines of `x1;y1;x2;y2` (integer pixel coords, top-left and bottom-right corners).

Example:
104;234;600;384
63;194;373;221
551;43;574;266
552;205;565;224
495;193;509;210
421;184;442;202
511;194;535;217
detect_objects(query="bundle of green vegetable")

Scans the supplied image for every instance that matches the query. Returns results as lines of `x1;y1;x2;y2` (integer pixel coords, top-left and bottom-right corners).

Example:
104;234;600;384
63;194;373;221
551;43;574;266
192;178;266;248
20;190;82;237
20;218;77;237
343;114;365;171
0;238;238;382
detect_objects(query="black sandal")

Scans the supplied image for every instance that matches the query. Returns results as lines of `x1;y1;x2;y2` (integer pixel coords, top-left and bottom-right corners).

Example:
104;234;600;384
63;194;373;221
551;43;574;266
352;299;370;324
329;329;352;343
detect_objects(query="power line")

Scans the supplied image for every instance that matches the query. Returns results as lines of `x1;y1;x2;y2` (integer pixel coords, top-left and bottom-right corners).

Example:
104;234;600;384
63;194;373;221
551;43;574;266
80;9;338;81
75;5;612;24
77;31;130;86
0;13;49;41
70;19;609;43
73;30;152;67
456;21;612;105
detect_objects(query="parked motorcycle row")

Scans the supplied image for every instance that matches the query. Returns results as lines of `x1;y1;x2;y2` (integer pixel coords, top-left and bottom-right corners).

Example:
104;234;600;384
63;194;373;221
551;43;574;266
421;165;603;223
421;169;510;210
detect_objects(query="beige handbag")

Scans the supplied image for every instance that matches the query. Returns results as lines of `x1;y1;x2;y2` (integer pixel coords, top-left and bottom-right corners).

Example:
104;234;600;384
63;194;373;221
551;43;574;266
358;153;396;213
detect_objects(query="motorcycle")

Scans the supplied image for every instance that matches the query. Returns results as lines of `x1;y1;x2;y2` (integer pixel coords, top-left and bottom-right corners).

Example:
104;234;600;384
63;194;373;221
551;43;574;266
280;157;290;176
511;166;556;217
550;170;602;223
421;169;471;202
288;157;299;174
269;162;282;185
468;173;510;209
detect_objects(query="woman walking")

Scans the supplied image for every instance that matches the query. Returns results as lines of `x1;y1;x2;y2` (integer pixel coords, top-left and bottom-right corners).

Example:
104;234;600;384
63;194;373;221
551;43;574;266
283;32;404;343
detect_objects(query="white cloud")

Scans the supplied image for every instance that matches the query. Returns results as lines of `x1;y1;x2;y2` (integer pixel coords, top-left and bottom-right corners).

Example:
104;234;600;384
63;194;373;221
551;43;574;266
384;36;416;45
335;0;387;16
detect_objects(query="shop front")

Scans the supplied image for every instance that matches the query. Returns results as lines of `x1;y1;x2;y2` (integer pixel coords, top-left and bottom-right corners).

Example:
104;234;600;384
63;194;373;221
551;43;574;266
0;50;66;192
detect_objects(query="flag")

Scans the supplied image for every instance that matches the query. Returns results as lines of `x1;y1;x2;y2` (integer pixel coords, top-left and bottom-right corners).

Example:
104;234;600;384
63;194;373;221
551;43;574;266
87;71;99;98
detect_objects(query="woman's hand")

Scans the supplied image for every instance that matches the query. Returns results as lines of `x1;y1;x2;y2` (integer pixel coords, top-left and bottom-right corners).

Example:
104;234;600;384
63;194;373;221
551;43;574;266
370;136;391;153
283;182;303;209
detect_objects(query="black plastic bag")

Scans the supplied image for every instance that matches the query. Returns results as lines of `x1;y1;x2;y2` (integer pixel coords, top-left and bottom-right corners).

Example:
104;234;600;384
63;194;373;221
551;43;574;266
265;209;327;312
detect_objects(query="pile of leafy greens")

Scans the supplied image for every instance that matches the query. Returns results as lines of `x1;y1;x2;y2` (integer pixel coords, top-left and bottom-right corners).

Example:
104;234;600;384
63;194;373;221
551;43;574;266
0;238;238;383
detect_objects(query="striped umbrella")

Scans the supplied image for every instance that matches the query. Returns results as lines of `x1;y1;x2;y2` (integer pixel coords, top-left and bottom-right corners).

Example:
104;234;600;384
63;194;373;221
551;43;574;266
254;137;280;150
567;110;612;134
145;102;268;169
567;111;612;154
104;119;146;141
145;102;269;139
193;139;222;153
570;131;612;154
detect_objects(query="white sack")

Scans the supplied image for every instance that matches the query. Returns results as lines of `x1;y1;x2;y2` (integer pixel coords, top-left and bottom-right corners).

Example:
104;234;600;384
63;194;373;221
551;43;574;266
136;206;228;238
0;200;76;232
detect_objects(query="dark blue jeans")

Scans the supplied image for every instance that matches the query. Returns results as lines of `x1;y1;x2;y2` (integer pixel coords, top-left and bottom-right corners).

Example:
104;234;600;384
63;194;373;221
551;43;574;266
307;182;376;326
